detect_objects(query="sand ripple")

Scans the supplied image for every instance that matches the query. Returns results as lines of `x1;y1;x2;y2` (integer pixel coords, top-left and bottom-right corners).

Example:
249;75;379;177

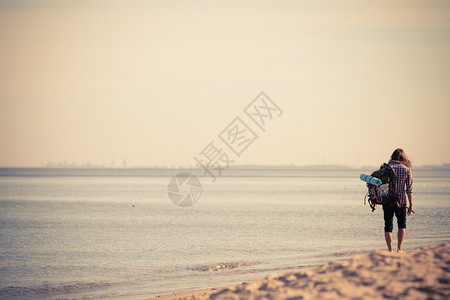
154;243;449;300
209;243;450;300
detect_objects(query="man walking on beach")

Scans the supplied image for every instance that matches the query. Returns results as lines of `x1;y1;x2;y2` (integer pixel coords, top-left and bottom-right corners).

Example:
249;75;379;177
383;148;414;253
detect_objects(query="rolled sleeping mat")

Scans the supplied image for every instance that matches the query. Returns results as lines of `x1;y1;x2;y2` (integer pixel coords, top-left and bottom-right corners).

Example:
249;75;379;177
380;183;388;196
360;174;382;186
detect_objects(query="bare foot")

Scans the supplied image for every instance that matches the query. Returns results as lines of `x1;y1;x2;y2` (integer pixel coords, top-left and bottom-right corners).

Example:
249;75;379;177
397;249;404;253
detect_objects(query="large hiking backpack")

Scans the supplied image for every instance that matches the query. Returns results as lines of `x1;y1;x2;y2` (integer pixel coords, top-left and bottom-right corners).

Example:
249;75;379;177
365;163;398;212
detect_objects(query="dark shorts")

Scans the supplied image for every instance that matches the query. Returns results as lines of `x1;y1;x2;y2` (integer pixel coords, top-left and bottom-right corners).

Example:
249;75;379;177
383;204;406;232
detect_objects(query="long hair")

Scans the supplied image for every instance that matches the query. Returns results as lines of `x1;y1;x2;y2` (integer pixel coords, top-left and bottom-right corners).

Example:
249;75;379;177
390;148;412;170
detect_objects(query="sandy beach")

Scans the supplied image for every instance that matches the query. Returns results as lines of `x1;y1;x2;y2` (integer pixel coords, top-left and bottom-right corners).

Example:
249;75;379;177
150;242;450;300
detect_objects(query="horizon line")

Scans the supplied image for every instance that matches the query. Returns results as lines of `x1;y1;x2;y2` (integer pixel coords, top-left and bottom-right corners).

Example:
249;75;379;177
1;163;449;170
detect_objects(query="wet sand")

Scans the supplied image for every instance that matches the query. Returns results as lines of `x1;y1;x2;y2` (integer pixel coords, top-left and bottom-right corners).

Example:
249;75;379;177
149;242;449;300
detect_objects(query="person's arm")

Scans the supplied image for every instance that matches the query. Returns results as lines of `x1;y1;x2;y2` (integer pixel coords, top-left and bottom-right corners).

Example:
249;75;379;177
406;169;414;215
407;192;413;215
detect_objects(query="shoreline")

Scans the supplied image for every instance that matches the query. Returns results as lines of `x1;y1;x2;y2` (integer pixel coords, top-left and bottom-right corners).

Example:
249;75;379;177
148;243;450;300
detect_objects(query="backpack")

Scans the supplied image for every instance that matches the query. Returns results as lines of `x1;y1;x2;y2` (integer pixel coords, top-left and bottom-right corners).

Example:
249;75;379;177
364;163;398;212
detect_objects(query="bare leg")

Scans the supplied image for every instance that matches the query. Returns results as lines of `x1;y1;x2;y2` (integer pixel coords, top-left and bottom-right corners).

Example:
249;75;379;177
385;232;393;252
397;228;406;252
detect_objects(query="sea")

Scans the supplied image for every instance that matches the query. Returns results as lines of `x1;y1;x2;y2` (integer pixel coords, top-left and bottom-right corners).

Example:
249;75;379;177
0;167;449;299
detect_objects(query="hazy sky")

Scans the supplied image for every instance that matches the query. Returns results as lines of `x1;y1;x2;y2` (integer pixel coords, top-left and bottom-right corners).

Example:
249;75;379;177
1;0;449;167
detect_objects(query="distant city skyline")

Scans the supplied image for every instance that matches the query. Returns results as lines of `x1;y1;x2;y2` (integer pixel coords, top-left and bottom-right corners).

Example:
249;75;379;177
1;1;449;168
31;159;450;170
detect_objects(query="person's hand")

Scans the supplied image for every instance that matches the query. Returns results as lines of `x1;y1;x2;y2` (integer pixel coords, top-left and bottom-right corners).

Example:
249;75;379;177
408;206;414;216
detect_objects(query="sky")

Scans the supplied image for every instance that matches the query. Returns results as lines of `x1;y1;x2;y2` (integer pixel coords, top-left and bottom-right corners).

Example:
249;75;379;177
0;0;449;168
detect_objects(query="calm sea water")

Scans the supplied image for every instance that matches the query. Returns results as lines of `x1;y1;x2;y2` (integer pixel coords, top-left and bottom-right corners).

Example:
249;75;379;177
0;168;449;299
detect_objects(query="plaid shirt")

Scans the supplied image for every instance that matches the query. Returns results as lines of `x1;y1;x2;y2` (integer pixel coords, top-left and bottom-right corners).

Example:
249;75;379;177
388;160;413;205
